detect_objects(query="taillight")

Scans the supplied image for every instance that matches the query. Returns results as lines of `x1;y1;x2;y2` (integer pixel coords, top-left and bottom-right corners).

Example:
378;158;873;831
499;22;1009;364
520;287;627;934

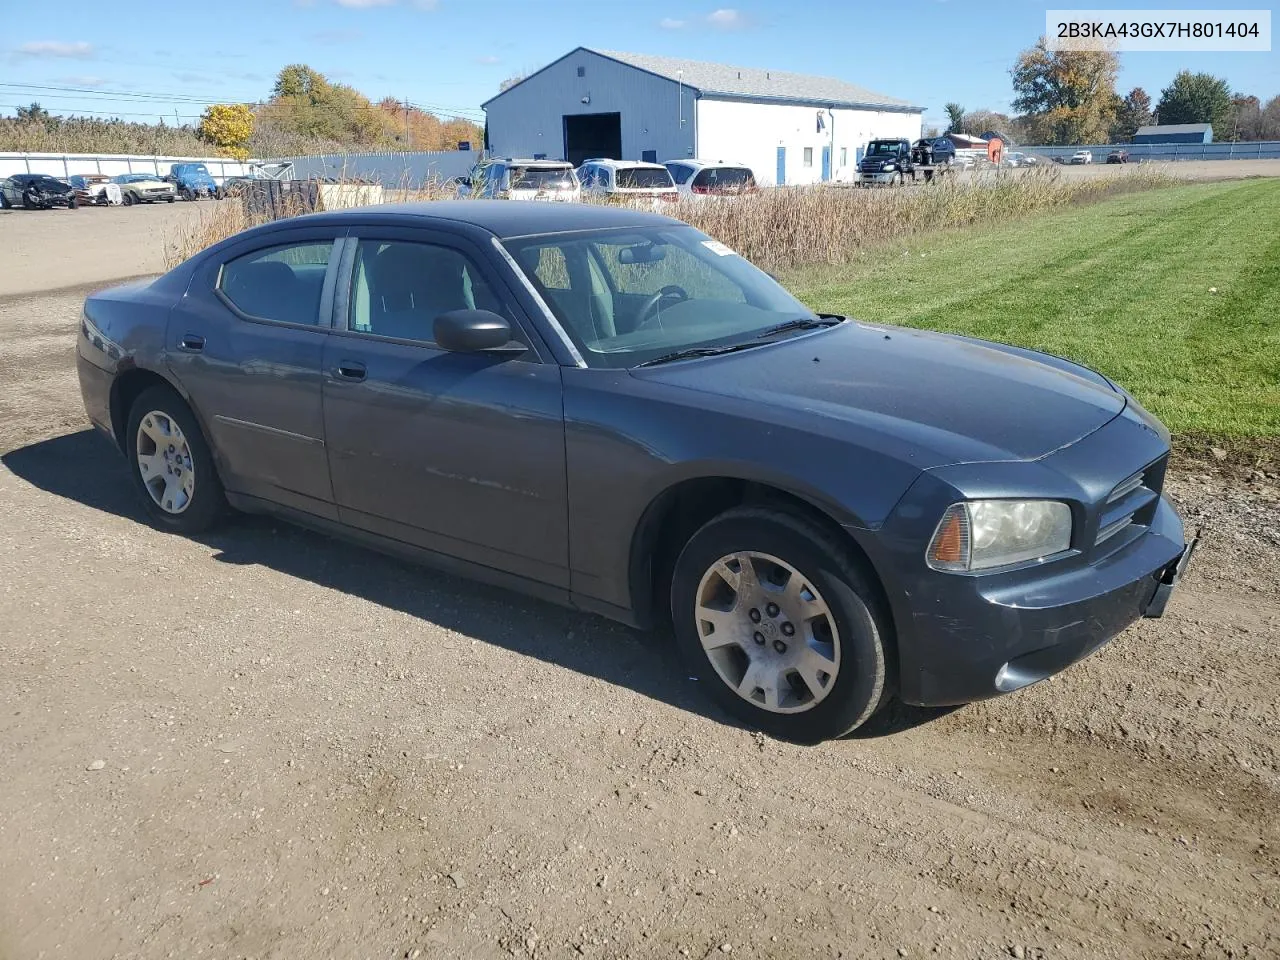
691;185;711;195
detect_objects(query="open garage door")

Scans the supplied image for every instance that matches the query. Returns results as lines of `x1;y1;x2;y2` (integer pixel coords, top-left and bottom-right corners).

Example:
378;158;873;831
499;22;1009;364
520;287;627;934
564;113;622;167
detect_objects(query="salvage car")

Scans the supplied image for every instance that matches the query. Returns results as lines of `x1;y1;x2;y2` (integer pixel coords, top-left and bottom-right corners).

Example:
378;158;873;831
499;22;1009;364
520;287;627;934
76;202;1195;742
112;173;177;205
0;173;79;209
69;173;116;205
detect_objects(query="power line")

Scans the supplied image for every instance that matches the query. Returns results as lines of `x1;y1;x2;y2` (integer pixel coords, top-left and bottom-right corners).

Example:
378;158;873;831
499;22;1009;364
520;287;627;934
2;82;486;120
0;103;204;119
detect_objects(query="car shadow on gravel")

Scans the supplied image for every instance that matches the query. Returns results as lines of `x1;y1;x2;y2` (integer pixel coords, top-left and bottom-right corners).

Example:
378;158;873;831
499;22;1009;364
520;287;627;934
5;429;957;740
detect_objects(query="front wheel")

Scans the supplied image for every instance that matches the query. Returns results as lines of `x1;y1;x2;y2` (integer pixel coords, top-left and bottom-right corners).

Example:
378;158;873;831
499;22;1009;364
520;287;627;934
180;188;193;201
126;385;225;534
670;507;892;743
166;195;176;203
122;192;135;206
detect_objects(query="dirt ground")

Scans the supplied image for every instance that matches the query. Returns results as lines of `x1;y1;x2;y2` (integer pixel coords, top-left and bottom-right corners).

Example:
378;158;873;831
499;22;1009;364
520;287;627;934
0;198;1277;960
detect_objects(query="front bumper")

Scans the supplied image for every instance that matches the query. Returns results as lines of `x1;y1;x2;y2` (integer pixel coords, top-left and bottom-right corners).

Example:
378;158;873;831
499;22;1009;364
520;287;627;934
896;496;1189;706
857;171;898;184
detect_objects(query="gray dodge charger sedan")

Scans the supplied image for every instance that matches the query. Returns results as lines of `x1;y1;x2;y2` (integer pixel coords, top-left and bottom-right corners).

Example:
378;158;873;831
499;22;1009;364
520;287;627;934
77;201;1195;742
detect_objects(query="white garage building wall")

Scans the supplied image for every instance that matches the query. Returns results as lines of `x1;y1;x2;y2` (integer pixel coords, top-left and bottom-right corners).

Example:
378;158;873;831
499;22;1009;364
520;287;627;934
483;49;695;164
695;99;922;186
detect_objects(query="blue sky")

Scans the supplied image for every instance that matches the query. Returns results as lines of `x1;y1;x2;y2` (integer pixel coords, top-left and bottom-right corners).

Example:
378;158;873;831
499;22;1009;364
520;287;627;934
3;0;1277;133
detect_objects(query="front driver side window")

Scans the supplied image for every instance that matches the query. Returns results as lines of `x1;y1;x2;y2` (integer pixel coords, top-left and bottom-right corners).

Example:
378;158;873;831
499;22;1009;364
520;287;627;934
348;239;507;344
218;240;334;326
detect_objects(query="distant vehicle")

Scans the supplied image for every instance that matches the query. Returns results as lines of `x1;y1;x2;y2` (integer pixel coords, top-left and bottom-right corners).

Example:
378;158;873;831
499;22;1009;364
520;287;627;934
461;159;581;202
1107;150;1131;164
911;137;956;168
663;160;758;198
1070;150;1094;165
0;174;79;210
69;174;115;205
167;163;220;200
1017;153;1041;167
856;138;957;186
577;159;678;203
112;173;177;205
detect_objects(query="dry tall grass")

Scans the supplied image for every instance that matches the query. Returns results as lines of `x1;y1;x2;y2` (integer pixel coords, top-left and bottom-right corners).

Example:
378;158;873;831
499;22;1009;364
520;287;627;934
165;166;1172;272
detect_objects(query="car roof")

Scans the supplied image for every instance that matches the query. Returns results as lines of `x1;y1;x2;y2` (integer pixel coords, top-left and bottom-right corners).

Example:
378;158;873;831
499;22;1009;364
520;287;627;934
582;159;667;170
489;158;573;166
250;200;681;240
664;159;751;169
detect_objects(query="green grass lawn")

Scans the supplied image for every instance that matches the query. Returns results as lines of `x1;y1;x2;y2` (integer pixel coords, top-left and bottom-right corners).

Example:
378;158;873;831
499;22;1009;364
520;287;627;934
784;179;1280;440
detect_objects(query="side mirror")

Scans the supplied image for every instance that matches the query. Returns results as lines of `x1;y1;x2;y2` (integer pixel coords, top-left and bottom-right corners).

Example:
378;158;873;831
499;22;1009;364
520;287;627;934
434;309;519;353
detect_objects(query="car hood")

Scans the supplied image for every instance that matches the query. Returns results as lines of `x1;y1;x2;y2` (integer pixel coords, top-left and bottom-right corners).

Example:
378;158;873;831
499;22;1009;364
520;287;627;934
630;320;1126;466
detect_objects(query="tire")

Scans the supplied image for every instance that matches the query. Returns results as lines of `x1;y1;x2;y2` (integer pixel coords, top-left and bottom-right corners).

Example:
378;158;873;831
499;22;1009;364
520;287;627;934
893;172;904;187
670;506;892;743
180;188;193;201
122;192;135;206
69;195;80;209
125;385;225;534
166;195;176;203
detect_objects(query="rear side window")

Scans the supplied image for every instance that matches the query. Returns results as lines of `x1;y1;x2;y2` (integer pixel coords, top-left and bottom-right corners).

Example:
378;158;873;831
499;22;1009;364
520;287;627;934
666;163;693;184
218;241;335;326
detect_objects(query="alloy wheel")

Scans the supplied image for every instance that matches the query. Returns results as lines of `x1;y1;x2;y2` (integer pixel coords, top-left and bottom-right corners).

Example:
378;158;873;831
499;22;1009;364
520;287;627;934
694;551;841;713
135;411;196;514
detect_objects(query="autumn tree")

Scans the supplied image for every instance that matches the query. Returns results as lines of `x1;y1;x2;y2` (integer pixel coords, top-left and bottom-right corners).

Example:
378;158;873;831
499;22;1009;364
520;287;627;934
258;64;392;147
1156;71;1232;134
1011;39;1119;144
1110;87;1153;142
198;103;254;159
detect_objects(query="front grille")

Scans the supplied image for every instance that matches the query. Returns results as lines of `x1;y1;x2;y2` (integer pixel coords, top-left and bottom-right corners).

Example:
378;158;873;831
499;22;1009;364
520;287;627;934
1094;455;1167;548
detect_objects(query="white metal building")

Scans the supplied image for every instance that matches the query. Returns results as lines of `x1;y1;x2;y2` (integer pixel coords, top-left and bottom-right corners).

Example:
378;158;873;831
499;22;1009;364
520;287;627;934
482;48;923;186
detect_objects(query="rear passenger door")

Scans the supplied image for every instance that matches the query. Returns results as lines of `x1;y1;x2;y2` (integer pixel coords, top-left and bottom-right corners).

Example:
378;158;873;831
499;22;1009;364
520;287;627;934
166;226;343;519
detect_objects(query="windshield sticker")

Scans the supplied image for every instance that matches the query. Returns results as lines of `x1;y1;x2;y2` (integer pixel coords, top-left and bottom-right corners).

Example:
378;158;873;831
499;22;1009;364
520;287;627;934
702;240;737;257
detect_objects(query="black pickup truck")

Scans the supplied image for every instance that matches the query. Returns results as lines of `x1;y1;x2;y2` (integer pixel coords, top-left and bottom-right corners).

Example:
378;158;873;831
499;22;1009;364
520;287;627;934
857;137;956;186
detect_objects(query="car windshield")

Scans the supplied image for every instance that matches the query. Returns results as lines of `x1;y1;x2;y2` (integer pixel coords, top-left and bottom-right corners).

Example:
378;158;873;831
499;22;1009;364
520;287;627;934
866;141;901;156
510;167;576;190
113;174;150;182
614;167;674;189
505;225;821;369
692;167;755;190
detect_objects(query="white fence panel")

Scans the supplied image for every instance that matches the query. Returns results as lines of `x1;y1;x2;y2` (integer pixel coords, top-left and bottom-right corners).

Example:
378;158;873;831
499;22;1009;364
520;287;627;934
0;152;257;183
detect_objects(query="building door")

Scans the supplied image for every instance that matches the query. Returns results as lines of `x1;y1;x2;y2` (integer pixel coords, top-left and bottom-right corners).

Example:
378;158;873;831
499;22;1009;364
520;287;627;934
821;145;831;181
564;113;622;167
776;147;786;185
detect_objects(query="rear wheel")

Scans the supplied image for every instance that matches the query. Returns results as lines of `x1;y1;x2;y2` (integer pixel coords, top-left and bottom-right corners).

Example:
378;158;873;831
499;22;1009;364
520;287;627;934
126;385;225;534
670;507;892;743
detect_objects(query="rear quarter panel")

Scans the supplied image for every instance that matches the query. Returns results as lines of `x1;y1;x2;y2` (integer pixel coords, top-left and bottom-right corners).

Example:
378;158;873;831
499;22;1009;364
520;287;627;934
80;279;186;445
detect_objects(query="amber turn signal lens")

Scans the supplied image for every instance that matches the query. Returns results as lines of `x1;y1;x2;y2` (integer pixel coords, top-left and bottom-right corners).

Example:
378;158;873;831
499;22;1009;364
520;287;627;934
931;510;965;564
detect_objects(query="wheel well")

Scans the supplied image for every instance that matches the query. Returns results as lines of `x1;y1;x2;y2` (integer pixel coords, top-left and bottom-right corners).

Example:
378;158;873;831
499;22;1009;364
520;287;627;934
109;368;176;451
629;478;892;634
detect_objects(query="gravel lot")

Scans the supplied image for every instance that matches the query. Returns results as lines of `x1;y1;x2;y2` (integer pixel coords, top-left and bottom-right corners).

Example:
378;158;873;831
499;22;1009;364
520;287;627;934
1;200;1278;960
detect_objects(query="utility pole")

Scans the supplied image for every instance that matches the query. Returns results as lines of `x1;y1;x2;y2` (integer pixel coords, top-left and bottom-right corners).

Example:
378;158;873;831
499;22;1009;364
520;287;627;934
404;98;411;150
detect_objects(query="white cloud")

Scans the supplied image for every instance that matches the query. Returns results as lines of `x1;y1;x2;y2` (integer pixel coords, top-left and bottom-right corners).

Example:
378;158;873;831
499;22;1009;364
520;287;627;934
659;17;686;29
705;8;748;29
476;55;501;65
334;0;394;8
54;75;106;86
16;40;95;59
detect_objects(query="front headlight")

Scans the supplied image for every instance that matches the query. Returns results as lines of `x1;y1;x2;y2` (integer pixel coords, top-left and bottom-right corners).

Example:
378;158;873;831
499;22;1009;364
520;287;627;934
882;161;895;170
926;500;1073;573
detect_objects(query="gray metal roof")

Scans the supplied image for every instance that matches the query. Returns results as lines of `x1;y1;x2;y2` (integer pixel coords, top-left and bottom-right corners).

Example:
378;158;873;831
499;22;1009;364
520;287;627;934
1135;123;1212;135
590;49;920;112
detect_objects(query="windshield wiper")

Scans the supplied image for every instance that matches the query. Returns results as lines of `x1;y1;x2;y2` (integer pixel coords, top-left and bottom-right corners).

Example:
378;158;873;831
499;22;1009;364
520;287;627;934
752;315;844;340
633;341;770;368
